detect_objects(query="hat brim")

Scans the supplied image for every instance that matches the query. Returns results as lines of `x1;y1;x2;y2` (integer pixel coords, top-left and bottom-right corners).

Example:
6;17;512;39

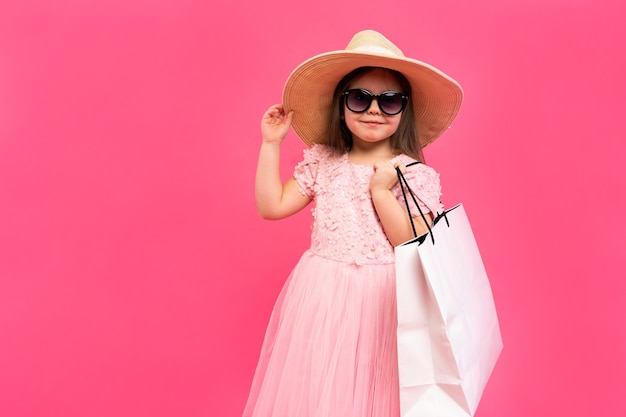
282;50;463;148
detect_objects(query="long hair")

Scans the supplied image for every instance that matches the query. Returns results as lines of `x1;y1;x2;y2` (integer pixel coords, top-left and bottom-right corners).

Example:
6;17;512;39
325;66;424;162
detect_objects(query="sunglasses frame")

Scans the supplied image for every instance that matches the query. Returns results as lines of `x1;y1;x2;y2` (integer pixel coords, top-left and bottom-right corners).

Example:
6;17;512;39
342;89;409;116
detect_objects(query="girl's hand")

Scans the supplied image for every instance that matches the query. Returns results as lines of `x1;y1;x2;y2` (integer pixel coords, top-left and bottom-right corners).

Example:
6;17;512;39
370;161;403;193
261;104;294;144
370;161;416;246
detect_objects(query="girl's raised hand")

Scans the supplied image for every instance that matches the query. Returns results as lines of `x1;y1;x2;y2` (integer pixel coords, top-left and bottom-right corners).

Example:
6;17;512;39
370;161;403;193
261;104;294;144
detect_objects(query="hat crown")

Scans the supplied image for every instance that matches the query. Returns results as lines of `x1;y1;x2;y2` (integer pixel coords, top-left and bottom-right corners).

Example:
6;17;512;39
345;30;405;58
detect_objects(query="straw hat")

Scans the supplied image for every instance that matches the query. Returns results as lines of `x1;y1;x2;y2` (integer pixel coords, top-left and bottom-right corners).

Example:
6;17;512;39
282;30;463;148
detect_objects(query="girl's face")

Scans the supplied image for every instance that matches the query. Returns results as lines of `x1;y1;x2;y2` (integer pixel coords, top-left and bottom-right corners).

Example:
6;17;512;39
343;68;404;148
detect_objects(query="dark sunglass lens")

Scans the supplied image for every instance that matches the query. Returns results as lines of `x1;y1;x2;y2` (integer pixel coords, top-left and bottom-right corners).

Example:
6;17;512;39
347;90;371;112
379;93;404;115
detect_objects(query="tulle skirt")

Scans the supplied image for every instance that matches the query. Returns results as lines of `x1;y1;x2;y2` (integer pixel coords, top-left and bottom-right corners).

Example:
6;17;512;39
243;250;400;417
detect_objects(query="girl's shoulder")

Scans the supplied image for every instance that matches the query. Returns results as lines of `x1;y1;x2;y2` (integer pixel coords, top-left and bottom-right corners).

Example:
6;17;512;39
392;154;443;215
300;144;341;165
294;144;344;195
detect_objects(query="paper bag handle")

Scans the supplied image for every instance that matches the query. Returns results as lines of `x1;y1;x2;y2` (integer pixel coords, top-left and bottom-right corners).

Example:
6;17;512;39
396;162;435;244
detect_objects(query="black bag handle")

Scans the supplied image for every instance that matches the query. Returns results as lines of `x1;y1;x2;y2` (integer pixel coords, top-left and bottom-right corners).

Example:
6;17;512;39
396;162;435;245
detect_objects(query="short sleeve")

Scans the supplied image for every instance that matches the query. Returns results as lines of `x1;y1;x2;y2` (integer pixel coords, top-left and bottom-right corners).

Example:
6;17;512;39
392;161;444;218
293;144;332;197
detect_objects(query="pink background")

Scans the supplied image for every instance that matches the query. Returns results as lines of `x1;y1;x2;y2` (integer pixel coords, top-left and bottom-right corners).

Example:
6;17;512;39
1;0;625;416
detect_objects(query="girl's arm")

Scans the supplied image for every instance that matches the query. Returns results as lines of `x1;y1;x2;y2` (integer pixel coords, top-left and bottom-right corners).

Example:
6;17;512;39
255;104;311;220
370;161;432;247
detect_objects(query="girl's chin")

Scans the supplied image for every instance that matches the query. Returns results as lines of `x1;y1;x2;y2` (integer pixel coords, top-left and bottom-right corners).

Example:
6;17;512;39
353;137;391;144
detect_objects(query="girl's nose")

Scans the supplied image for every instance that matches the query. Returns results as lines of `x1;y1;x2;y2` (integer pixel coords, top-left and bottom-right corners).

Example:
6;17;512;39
367;98;382;114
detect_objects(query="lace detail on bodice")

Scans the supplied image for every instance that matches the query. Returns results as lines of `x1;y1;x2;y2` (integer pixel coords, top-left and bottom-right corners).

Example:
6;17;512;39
294;145;443;265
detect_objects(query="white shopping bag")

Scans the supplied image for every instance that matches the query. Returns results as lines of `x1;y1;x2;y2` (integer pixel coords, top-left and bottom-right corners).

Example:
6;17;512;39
394;168;502;417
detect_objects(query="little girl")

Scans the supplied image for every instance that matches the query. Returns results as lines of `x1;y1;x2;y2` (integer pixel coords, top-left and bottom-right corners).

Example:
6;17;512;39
244;30;463;417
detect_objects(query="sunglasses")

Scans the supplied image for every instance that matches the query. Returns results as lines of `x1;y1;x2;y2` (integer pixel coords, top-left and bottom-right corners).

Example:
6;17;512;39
342;89;409;116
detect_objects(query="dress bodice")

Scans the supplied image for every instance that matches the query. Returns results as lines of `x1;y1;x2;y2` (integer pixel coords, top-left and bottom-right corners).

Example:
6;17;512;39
294;145;443;265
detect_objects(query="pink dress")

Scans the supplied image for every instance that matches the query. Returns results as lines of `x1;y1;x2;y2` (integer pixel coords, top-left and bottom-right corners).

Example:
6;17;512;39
243;144;443;417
